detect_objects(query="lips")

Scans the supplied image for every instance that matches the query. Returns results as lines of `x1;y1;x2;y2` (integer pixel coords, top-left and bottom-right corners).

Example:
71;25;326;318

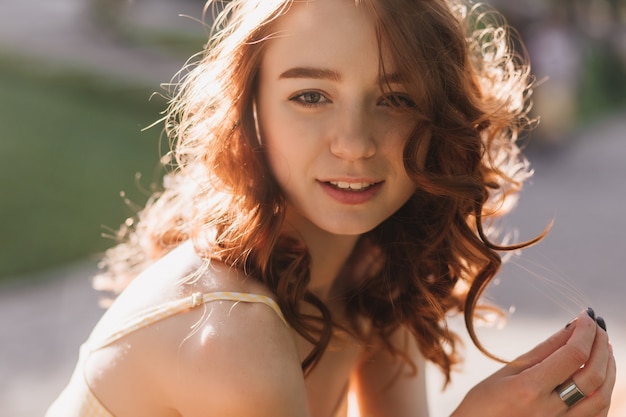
319;180;383;204
327;180;378;191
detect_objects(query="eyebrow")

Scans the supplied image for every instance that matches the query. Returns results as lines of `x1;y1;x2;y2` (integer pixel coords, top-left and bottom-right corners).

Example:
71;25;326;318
279;67;341;81
278;66;406;85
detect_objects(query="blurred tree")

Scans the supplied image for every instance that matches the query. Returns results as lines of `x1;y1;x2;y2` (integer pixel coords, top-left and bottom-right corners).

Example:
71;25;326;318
489;0;626;143
525;2;584;143
86;0;207;57
90;0;127;33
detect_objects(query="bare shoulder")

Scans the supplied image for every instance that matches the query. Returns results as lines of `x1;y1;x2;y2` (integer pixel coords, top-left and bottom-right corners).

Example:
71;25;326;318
89;242;309;416
142;243;308;416
104;240;278;315
161;289;309;416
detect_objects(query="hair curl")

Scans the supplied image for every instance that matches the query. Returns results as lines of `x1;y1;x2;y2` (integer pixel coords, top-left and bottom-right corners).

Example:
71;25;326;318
97;0;543;383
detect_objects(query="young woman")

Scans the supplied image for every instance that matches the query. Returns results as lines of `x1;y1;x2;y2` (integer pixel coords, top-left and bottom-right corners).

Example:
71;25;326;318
46;0;615;416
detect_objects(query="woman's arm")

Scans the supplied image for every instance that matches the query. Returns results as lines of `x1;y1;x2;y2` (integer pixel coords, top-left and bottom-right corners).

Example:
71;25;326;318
351;326;430;417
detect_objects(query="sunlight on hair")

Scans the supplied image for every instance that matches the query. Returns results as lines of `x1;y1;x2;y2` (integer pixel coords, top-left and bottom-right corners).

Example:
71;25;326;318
508;256;591;317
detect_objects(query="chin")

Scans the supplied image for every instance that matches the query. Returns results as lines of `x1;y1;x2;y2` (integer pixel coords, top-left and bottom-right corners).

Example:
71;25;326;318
319;220;380;237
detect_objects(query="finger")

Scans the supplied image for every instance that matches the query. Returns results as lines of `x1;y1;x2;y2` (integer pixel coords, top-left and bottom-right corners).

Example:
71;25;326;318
526;309;597;390
502;321;575;375
570;321;610;397
498;309;584;377
563;343;616;417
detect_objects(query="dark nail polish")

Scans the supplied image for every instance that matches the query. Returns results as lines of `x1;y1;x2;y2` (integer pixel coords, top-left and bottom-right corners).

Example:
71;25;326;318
565;318;577;329
586;307;596;320
596;316;607;332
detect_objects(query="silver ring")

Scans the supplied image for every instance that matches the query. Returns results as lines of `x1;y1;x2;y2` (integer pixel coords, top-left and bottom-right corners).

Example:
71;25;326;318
556;378;585;407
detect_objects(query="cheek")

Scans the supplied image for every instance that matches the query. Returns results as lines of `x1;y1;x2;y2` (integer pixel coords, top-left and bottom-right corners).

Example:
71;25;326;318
383;125;418;196
401;176;418;198
411;128;431;171
265;139;293;187
384;120;428;172
260;105;324;167
379;124;411;164
262;121;307;189
377;111;414;143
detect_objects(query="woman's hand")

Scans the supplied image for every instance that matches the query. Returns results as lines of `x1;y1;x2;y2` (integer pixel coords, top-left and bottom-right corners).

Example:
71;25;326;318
452;309;616;417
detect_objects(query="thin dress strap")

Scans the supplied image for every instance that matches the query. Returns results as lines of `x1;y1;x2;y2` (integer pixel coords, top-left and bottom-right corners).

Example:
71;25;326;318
91;291;288;351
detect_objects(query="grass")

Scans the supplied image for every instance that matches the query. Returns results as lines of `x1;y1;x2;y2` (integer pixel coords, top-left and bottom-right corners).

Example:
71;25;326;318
0;56;168;280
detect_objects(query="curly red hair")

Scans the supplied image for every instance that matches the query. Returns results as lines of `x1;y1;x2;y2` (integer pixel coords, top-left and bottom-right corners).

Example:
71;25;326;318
97;0;543;383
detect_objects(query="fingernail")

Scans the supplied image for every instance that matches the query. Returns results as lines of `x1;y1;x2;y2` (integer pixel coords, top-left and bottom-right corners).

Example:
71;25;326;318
586;307;596;320
596;316;607;332
565;317;577;329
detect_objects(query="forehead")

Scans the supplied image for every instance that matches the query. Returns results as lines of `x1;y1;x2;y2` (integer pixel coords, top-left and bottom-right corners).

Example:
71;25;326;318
259;0;394;80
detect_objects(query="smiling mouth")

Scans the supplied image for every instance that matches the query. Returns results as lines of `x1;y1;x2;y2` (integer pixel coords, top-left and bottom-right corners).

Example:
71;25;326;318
327;181;379;191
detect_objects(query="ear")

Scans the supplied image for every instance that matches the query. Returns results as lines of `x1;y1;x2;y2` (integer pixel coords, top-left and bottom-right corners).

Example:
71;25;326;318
252;98;263;145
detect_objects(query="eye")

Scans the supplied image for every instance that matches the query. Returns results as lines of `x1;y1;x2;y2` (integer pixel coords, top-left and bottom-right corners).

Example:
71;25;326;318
289;91;329;107
379;93;416;110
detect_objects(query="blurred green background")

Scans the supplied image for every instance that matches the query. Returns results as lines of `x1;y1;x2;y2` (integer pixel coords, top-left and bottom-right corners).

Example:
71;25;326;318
0;0;624;282
0;59;165;278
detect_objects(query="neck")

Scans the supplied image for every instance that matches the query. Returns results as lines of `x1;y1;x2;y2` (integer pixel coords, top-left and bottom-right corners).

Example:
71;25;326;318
308;234;359;301
283;214;360;301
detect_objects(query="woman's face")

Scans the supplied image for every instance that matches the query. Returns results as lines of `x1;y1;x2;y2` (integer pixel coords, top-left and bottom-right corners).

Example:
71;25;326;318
256;0;417;237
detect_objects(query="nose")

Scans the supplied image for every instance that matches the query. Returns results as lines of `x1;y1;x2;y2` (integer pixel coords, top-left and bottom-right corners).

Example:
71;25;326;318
329;105;376;160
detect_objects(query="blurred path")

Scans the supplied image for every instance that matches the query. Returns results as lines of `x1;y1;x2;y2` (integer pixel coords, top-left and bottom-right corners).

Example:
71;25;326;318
0;0;624;416
0;261;102;417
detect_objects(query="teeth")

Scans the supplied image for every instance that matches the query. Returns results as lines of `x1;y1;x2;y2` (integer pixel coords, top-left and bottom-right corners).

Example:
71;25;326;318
329;181;375;190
